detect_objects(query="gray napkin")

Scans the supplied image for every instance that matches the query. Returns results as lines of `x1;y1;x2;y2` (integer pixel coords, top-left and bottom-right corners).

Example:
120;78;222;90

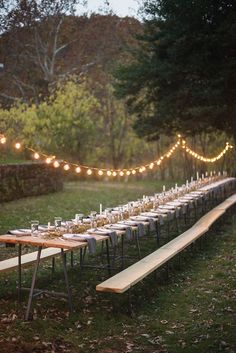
108;231;118;247
62;234;96;254
148;218;156;232
106;225;133;241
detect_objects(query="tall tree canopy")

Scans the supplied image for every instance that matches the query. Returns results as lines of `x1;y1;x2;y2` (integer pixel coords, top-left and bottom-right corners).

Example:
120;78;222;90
115;0;236;144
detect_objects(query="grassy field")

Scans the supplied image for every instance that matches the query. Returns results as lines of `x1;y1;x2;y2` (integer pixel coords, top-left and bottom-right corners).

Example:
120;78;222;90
0;181;235;353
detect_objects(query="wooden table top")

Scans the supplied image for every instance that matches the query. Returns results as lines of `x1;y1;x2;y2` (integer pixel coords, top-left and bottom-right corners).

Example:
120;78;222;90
0;233;109;250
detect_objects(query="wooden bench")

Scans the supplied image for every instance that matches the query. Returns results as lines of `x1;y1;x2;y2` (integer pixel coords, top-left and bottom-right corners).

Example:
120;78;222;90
0;248;62;274
96;194;236;294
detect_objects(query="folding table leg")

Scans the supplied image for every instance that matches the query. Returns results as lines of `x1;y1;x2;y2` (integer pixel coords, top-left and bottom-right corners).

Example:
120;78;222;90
105;239;111;276
121;234;125;269
61;249;73;313
25;246;42;321
18;244;22;302
135;231;141;259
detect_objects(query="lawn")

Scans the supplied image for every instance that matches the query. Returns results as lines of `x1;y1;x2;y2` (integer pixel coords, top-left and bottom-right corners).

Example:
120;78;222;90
0;181;235;353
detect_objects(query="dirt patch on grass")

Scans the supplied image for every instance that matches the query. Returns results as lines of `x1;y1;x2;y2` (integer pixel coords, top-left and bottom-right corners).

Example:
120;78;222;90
0;339;75;353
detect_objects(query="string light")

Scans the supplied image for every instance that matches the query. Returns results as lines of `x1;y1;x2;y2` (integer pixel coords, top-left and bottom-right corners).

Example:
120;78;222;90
53;161;60;168
0;136;6;144
75;166;81;173
0;133;233;177
33;152;40;160
15;142;21;150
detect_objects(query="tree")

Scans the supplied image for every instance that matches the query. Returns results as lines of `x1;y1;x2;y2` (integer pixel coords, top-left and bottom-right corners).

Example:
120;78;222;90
0;0;87;104
115;0;236;146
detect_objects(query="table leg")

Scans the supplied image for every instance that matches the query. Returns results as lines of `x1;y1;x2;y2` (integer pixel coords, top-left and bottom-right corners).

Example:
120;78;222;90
105;239;111;276
25;246;42;321
61;249;73;313
121;234;124;269
18;244;22;302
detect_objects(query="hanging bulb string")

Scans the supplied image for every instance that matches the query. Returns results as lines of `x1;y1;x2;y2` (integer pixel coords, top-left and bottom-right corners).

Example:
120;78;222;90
0;133;233;176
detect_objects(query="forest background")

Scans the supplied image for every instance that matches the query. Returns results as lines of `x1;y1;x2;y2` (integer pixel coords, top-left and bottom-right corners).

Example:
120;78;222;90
0;0;235;179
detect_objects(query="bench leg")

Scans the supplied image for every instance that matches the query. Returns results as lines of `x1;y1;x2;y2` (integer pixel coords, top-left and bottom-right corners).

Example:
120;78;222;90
25;246;42;321
127;289;134;317
61;249;73;313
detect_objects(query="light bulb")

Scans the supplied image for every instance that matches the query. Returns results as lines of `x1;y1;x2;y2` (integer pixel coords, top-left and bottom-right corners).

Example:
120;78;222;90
33;152;40;159
0;136;6;144
53;161;60;168
15;142;21;150
87;169;92;175
75;166;81;173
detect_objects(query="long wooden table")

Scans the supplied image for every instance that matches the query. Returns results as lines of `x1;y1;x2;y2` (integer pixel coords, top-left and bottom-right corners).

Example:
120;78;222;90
0;233;108;320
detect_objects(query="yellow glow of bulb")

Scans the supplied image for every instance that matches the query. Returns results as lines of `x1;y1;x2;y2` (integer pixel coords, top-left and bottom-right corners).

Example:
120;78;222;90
126;171;131;176
149;163;154;169
75;166;81;173
15;142;21;150
87;169;92;175
119;171;124;176
107;170;112;176
0;136;6;144
46;157;52;164
63;164;70;170
112;171;117;177
34;152;40;159
98;170;103;176
132;170;136;175
53;161;60;168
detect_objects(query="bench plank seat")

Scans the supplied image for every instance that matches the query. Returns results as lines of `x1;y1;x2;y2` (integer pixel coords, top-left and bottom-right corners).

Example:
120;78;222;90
0;248;62;273
96;194;236;294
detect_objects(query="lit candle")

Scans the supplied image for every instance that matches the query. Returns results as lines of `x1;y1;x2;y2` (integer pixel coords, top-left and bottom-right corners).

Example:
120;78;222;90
163;185;165;192
100;203;102;215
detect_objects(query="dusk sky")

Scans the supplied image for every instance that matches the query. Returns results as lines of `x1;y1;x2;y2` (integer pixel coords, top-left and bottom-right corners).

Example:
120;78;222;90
77;0;140;17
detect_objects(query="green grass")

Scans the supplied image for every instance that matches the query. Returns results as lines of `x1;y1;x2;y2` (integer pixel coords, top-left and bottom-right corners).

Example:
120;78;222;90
0;181;235;353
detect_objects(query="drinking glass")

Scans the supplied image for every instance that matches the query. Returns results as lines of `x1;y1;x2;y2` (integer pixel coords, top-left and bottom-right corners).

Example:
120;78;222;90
54;217;62;229
31;220;39;237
